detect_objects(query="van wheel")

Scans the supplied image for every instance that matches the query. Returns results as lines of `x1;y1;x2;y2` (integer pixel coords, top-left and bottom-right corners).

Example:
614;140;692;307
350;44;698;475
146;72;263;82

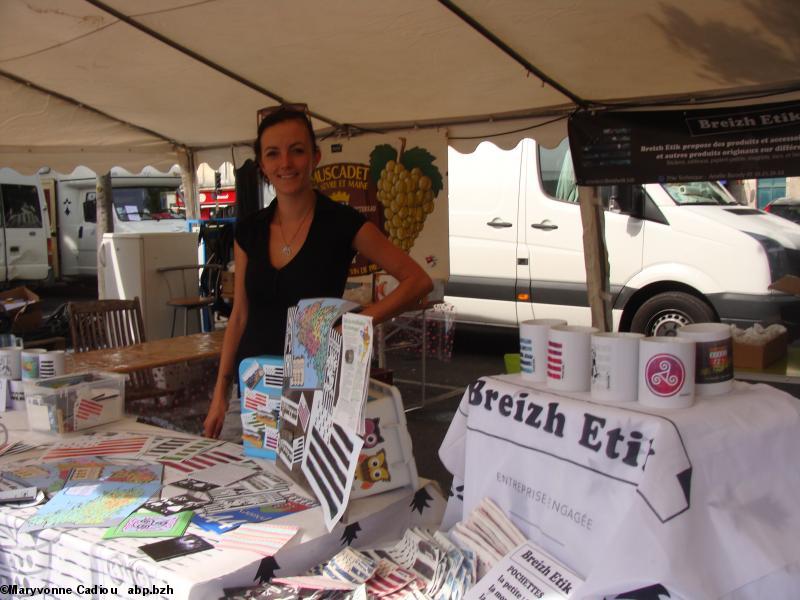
630;292;716;337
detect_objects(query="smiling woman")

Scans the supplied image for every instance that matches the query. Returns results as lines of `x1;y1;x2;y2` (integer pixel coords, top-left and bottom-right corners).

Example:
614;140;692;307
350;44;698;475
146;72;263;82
203;104;433;440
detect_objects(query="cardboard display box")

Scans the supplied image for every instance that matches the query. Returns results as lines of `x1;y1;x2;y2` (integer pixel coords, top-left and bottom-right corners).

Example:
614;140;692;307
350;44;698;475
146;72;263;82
220;270;234;300
731;274;799;369
733;332;788;369
0;286;42;334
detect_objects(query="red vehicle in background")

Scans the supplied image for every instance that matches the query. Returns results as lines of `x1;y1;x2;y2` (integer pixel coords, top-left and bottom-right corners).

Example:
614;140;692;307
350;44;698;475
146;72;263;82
176;188;237;220
764;197;800;225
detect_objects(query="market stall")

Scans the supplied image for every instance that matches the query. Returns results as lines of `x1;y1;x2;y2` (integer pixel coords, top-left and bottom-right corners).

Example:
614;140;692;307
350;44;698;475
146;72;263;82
2;2;800;598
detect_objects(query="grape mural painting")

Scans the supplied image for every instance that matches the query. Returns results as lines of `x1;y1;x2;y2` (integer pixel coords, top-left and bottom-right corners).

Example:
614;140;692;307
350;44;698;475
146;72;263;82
311;131;449;284
371;139;443;252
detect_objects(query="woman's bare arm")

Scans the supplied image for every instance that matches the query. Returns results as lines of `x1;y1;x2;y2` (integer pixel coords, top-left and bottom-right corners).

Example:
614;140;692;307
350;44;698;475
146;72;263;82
353;222;433;325
204;241;249;438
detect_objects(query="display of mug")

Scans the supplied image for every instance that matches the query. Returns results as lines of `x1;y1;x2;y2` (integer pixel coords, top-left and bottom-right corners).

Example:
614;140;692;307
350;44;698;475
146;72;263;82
590;332;644;403
519;319;567;382
546;325;598;392
0;346;22;380
38;350;66;380
676;323;733;396
20;348;47;380
638;337;696;409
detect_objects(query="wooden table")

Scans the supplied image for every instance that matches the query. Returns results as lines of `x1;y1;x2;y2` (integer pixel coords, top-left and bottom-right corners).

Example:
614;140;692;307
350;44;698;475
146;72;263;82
65;330;225;374
65;330;226;430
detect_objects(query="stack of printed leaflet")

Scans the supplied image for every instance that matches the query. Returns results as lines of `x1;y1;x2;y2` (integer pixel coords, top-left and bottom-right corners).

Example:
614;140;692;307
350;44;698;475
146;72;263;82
221;497;578;600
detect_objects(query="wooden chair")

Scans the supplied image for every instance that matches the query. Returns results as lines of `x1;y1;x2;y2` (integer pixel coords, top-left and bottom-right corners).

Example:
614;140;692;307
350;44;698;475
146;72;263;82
157;264;223;336
67;298;181;411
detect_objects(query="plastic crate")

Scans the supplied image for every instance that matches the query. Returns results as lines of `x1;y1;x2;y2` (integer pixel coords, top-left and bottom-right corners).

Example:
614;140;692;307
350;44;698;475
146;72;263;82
23;371;126;434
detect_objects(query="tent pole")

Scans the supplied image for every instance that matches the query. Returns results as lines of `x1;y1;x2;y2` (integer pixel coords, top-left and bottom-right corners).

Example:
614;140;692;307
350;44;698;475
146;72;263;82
96;172;114;300
179;151;199;221
578;186;611;332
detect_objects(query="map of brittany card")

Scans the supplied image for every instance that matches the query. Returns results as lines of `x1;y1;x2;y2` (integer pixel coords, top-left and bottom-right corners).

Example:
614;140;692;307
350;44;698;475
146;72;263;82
289;298;357;390
21;463;163;532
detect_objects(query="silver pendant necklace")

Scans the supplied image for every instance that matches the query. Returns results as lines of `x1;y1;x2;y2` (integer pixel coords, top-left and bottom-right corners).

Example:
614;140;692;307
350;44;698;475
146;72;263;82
277;203;313;257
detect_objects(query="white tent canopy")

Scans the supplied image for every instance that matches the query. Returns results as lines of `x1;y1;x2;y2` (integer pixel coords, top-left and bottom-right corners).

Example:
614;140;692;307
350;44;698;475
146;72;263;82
2;0;799;174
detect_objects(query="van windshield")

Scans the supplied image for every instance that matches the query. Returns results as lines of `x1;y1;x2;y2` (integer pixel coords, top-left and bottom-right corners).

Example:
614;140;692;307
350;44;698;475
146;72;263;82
661;182;737;206
113;187;185;221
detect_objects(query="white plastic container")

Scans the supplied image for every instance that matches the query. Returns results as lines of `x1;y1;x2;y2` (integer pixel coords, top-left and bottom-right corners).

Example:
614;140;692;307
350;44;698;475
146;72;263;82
23;371;126;434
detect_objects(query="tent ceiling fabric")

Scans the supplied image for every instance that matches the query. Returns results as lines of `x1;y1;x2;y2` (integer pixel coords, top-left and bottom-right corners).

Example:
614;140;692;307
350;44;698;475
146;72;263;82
1;0;798;173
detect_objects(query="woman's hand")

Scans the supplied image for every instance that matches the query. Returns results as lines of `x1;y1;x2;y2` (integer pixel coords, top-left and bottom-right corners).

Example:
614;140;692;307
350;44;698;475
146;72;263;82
203;387;229;439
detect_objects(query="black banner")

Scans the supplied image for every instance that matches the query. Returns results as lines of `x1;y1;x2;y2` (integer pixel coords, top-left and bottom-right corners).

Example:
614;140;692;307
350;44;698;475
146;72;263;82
568;100;800;185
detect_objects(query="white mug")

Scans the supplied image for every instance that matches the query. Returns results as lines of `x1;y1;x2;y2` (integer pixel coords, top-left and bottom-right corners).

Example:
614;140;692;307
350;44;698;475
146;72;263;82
21;349;47;380
38;350;66;380
546;325;598;392
590;332;643;403
519;319;567;382
0;347;22;380
676;323;733;396
638;337;696;409
9;380;26;411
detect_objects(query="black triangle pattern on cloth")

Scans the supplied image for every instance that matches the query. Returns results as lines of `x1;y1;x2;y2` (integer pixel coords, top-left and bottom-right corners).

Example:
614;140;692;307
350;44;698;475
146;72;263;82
410;487;433;514
340;522;361;546
254;556;280;584
447;483;464;501
677;467;692;505
614;583;671;600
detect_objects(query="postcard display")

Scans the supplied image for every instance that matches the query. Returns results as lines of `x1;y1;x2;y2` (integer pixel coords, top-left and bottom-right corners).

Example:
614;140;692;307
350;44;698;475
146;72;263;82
238;356;283;459
244;298;418;531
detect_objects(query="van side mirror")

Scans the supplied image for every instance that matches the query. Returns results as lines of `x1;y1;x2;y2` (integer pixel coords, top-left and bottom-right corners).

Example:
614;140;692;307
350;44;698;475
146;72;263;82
609;185;646;219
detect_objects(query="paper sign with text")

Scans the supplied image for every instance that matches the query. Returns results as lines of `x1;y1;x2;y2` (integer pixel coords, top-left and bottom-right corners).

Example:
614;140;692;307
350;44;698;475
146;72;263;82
466;541;583;600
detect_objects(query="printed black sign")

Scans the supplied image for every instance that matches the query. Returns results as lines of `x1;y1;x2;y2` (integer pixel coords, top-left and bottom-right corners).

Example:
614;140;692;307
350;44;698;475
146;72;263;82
568;100;800;185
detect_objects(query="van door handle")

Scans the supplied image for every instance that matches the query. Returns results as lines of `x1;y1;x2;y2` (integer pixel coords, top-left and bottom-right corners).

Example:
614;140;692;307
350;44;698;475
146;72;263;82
531;221;558;230
486;218;513;228
78;225;83;239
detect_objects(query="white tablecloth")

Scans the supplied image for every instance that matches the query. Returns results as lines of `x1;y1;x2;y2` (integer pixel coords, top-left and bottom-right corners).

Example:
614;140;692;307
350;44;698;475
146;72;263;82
439;375;800;599
0;412;445;599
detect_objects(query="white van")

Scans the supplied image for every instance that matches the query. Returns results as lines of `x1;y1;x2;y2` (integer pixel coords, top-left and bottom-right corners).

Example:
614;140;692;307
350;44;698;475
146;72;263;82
51;166;186;277
0;168;51;283
446;138;800;336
